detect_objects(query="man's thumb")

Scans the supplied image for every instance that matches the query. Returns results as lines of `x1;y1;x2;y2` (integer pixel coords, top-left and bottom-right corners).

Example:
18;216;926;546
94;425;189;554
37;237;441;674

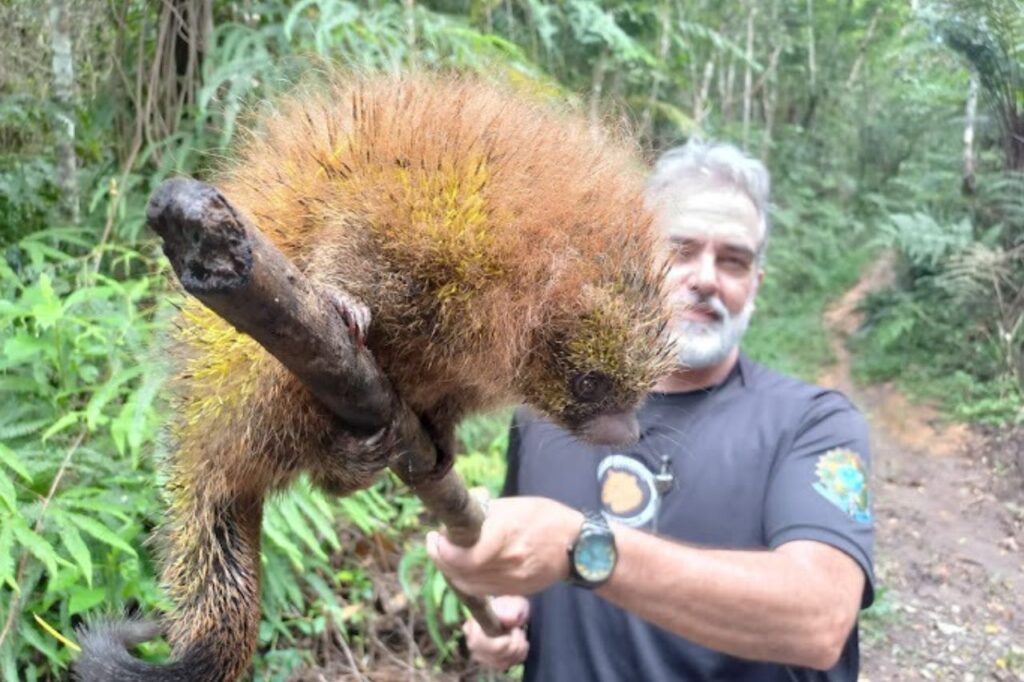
427;531;463;569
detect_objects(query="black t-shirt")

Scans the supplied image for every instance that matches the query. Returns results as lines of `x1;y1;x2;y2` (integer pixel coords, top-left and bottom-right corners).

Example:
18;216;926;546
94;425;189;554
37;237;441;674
503;355;875;682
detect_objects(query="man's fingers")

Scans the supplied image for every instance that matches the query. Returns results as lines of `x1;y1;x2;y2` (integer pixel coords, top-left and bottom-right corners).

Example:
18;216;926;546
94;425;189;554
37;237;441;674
465;617;513;656
427;530;462;570
464;619;529;670
505;626;529;666
427;530;496;573
492;595;529;627
426;531;498;597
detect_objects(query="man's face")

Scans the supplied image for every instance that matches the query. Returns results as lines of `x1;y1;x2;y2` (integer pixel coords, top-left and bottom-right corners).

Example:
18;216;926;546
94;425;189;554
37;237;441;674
656;183;764;369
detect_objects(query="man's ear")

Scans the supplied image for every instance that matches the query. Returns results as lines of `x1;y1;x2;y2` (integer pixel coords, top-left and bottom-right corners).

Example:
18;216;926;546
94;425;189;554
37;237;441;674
750;269;765;312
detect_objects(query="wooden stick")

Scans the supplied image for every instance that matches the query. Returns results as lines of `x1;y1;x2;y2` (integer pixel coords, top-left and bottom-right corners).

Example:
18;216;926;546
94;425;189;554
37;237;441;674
147;177;507;637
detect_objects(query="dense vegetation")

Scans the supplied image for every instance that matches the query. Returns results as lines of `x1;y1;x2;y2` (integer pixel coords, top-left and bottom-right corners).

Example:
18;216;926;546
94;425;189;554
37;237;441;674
1;0;1021;678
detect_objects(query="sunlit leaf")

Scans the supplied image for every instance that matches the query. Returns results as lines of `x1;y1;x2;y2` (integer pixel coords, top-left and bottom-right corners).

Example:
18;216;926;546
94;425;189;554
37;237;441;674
0;470;17;512
41;412;83;442
85;366;144;431
0;523;15;586
58;522;93;587
11;520;60;578
68;586;108;616
66;512;137;557
29;273;63;329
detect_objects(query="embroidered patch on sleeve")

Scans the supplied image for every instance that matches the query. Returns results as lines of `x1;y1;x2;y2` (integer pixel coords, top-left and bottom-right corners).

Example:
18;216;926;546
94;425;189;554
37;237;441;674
812;448;871;523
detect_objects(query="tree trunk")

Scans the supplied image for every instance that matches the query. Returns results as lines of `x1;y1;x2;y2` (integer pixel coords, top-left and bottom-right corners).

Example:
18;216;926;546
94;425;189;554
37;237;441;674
962;68;979;195
742;5;757;149
1005;112;1024;172
130;0;214;158
403;0;418;67
760;0;782;162
694;59;716;130
806;0;816;93
845;7;881;91
589;50;609;126
639;1;673;142
49;0;78;224
722;56;736;123
761;47;782;162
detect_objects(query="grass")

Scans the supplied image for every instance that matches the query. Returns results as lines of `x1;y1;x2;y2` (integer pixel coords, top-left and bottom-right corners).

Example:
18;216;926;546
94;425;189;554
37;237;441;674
859;587;901;645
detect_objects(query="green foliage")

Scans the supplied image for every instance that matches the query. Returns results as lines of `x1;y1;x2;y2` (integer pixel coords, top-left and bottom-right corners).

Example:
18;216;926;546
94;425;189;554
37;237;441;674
0;98;61;245
744;165;873;380
839;2;1024;424
0;234;167;675
859;586;900;644
880;212;973;270
854;258;1024;424
932;0;1024;170
254;476;416;679
855;166;1024;422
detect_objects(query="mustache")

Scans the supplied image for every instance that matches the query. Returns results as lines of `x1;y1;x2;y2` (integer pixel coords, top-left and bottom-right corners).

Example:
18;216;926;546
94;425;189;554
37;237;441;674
669;291;730;322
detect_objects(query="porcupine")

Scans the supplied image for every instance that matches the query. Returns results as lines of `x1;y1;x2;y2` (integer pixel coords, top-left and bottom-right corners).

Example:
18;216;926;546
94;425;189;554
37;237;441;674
73;72;675;682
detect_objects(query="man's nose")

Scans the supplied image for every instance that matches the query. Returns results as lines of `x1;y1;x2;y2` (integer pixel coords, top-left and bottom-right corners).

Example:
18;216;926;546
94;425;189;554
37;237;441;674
690;251;718;295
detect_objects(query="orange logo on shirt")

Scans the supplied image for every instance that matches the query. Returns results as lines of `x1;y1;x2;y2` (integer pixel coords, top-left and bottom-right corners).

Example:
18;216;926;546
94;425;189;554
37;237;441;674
601;470;644;515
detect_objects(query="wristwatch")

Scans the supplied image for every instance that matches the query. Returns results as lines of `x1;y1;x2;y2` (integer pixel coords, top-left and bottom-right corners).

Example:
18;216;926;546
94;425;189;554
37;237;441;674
567;510;618;589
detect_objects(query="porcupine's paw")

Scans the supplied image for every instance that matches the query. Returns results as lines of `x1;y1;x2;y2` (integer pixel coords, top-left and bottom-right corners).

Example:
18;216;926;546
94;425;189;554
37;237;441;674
327;290;372;349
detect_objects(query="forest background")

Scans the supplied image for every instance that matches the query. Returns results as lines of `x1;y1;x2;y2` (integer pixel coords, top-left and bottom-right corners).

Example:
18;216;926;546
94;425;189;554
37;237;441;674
1;0;1022;679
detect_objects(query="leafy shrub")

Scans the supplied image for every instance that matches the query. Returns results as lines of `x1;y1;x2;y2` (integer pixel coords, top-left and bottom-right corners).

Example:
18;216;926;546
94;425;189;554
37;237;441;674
0;232;166;678
744;162;873;380
879;212;972;271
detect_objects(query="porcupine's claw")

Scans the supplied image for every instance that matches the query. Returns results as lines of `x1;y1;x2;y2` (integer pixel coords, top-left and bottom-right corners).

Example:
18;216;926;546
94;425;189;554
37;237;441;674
327;290;371;349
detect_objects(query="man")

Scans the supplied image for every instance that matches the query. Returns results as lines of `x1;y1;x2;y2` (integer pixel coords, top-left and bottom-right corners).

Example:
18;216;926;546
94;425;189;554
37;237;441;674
427;140;874;680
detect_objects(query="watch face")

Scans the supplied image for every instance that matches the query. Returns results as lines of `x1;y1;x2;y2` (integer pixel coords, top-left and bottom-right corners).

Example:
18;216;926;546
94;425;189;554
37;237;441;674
573;533;617;583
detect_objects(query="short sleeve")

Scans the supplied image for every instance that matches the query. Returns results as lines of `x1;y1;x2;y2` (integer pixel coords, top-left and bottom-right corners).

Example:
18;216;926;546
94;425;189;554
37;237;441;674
763;391;876;608
500;409;525;498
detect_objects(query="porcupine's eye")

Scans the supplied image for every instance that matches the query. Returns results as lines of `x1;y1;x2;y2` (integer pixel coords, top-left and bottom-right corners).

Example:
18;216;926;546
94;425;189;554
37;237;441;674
570;371;612;403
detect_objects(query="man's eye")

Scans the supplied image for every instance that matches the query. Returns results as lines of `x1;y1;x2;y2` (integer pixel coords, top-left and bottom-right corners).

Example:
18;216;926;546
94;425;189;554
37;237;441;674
670;244;697;261
570;371;612;403
719;256;750;271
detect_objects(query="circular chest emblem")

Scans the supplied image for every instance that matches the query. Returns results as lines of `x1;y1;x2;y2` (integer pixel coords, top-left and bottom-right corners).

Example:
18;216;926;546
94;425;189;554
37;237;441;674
597;454;658;528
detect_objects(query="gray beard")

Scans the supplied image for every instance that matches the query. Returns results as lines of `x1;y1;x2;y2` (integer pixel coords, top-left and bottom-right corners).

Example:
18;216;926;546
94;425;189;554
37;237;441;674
671;296;755;369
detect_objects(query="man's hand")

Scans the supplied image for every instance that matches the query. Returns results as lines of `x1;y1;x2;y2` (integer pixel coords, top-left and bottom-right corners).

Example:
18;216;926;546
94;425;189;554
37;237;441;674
463;596;530;670
426;496;582;596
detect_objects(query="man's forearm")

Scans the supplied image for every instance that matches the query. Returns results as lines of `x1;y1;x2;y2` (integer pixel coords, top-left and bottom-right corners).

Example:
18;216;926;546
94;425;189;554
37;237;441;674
428;497;864;670
597;527;863;670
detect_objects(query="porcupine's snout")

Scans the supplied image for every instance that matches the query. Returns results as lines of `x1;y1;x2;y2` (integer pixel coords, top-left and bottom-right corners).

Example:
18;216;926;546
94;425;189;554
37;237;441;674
579;410;640;447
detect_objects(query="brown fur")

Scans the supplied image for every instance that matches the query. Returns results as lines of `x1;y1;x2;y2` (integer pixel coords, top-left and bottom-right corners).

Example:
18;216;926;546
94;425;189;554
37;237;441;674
75;72;673;682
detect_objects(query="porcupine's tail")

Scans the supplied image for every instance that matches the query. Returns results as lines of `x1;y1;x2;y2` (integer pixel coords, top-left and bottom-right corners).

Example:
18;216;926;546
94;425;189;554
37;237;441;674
74;490;265;682
73;619;200;681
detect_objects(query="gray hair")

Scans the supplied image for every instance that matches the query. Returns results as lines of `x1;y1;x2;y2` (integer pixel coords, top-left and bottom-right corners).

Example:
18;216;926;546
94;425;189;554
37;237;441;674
646;139;772;256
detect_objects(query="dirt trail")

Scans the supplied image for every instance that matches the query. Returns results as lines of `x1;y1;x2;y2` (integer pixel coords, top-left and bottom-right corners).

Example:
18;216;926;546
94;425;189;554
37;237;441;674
819;255;1024;681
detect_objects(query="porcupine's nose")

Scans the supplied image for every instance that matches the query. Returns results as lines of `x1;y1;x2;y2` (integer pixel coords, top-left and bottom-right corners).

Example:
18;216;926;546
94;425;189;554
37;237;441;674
582;411;640;447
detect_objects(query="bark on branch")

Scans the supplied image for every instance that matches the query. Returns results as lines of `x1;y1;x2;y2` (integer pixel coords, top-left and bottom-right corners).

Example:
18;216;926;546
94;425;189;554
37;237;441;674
147;177;504;637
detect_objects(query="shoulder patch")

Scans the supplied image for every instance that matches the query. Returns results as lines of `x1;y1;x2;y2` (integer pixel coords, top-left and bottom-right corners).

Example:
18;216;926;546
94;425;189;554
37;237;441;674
812;448;871;524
